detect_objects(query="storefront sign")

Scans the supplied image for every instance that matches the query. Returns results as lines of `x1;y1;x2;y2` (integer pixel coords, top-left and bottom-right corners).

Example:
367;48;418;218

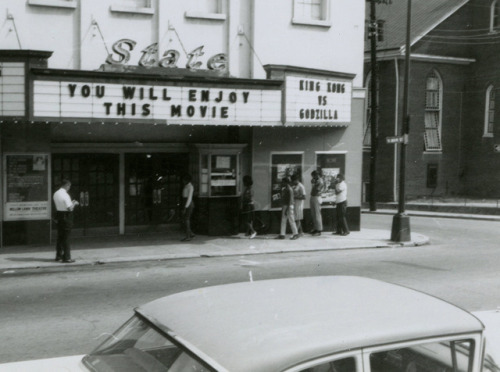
105;39;227;71
33;81;282;125
3;154;50;221
285;76;352;124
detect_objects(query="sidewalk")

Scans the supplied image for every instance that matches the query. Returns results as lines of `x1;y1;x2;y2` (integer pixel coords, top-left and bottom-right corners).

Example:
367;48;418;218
0;229;429;272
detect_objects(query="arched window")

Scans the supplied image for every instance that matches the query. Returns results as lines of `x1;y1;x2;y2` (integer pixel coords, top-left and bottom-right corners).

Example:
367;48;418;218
491;0;500;31
424;71;442;152
484;85;495;137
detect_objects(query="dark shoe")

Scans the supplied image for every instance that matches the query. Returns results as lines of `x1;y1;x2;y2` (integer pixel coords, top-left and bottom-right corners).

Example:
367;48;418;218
312;231;321;236
190;233;196;238
62;259;75;263
332;232;341;235
341;232;350;236
290;234;299;240
181;237;192;242
55;258;63;262
310;230;317;234
275;235;286;239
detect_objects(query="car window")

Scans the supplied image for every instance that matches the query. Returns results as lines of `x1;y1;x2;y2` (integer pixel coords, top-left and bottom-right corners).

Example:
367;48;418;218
82;315;214;372
299;356;356;372
369;339;474;372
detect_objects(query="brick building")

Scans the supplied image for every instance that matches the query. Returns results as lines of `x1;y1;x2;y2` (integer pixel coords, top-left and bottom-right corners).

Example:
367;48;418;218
363;0;500;203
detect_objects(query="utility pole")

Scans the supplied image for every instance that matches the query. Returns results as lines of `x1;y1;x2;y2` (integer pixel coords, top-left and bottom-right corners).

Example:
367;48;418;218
391;0;412;242
368;0;379;211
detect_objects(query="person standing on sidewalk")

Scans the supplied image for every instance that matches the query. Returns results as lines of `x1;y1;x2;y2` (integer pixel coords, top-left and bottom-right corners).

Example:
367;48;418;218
53;179;79;263
181;173;195;242
276;176;299;240
310;170;325;236
291;174;306;236
334;173;350;236
242;175;257;239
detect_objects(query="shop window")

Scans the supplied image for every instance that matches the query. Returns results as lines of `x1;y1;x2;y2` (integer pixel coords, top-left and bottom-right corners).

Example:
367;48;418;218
424;70;442;152
185;0;226;21
427;164;438;188
271;153;303;209
491;0;500;32
110;0;154;15
28;0;76;9
484;84;495;137
293;0;331;27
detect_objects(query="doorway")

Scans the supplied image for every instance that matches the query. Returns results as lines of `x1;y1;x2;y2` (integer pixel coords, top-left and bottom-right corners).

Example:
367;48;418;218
52;154;119;236
125;153;188;231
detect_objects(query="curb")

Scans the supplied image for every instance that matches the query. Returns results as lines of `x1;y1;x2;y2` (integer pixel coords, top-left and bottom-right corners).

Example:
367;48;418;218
0;234;430;273
362;209;500;222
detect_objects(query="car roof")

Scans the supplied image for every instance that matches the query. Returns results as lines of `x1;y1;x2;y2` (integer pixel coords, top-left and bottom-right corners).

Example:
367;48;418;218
137;276;483;372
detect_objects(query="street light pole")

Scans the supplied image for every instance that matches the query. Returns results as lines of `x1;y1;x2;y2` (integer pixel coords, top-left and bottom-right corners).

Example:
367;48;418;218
368;0;379;212
391;0;412;242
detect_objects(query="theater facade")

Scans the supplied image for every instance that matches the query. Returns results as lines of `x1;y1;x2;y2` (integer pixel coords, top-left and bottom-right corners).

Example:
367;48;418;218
0;0;365;247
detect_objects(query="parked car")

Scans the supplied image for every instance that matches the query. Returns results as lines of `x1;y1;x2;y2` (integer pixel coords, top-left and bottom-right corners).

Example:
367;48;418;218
1;276;499;371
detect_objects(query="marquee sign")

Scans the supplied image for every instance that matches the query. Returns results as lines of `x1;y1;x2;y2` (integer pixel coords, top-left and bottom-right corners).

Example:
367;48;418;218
33;80;282;125
285;76;352;125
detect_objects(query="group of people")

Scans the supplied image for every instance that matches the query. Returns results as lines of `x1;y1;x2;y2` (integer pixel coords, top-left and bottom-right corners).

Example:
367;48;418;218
241;170;350;240
53;170;349;262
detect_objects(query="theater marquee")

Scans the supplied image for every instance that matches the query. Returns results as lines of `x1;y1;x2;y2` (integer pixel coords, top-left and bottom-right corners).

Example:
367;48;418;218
33;80;282;126
285;76;352;125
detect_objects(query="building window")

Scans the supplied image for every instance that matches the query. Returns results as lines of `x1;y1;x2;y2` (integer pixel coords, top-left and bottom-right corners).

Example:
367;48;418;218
484;84;495;137
424;71;442;152
293;0;331;27
110;0;153;15
491;0;500;31
28;0;77;9
185;0;226;21
427;164;438;188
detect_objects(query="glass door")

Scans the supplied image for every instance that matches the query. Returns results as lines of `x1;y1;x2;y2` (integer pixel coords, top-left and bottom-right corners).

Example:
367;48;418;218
52;154;119;236
125;153;188;228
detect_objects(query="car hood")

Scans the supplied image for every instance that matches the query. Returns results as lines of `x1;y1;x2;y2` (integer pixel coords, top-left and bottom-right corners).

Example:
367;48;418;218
473;310;500;369
0;355;86;372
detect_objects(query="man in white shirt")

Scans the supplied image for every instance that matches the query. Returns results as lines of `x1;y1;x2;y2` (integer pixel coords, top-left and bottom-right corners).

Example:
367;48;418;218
53;179;79;262
334;173;350;236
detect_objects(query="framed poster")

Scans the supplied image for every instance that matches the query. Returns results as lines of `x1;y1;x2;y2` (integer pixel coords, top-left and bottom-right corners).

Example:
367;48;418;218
316;152;346;205
3;154;51;220
271;153;303;209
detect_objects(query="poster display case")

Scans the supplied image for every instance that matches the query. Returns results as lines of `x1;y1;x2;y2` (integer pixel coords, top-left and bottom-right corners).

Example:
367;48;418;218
270;153;303;209
3;154;51;221
316;152;346;205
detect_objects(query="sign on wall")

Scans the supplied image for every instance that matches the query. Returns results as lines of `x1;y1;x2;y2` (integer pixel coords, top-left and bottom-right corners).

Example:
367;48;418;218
285;76;352;125
3;154;50;221
33;80;281;126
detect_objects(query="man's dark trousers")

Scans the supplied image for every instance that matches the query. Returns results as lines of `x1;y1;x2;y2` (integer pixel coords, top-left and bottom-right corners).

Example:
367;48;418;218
56;211;73;261
335;201;350;235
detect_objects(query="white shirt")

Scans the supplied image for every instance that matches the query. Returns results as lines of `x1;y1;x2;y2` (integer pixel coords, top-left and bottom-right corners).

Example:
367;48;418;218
335;181;347;203
53;188;73;211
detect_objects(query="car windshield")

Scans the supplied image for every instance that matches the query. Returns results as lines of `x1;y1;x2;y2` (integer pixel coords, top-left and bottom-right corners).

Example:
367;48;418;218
82;315;213;372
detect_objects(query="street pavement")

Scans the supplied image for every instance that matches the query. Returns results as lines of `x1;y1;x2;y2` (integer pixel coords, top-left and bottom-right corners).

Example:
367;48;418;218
2;208;499;273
